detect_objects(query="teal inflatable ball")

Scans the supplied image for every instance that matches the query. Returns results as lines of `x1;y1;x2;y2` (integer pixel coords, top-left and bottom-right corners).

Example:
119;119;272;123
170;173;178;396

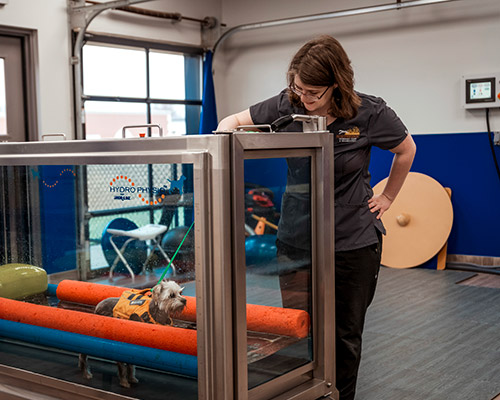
245;234;277;268
101;218;147;275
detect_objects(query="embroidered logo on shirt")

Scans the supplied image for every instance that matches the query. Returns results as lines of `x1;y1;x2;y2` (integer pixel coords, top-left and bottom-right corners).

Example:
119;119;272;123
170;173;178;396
336;126;360;142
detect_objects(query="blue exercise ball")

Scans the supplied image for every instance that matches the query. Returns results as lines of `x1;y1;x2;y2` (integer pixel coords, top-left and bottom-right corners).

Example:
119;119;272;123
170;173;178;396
245;234;277;267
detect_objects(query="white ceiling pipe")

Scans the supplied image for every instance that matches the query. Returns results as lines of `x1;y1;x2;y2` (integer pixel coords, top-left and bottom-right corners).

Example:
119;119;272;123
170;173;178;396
213;0;466;53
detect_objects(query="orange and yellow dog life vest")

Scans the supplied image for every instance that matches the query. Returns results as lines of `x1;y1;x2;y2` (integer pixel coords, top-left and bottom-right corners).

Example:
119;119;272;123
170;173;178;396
112;288;160;324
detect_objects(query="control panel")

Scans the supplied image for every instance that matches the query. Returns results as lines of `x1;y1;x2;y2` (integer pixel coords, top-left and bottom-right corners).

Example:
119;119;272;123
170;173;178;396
462;73;500;109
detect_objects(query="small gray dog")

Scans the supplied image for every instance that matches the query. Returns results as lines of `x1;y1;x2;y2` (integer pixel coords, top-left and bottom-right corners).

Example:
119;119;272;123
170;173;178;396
79;279;187;388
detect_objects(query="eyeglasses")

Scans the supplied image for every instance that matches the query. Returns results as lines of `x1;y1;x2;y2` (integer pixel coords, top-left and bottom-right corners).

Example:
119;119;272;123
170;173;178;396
290;84;331;101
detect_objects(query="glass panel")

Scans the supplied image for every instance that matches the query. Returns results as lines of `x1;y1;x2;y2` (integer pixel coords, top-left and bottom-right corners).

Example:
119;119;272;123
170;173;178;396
84;101;147;139
244;157;313;388
0;59;6;136
149;51;185;100
151;103;201;136
82;44;146;98
0;163;197;399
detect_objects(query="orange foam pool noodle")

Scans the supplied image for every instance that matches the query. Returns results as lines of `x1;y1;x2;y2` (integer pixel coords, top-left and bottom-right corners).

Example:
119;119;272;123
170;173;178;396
246;303;309;338
0;297;197;356
174;298;309;338
56;280;127;305
56;280;310;338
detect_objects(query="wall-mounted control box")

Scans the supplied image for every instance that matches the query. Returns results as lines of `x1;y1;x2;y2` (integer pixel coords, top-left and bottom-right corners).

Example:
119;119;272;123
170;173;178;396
462;73;500;109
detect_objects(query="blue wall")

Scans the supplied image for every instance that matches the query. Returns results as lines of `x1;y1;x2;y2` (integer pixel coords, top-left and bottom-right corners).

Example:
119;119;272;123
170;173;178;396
244;132;500;258
39;166;78;273
370;132;500;257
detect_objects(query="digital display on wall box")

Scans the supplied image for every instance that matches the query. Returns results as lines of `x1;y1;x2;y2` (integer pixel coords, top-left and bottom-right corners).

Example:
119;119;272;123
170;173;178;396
470;82;491;99
466;77;495;103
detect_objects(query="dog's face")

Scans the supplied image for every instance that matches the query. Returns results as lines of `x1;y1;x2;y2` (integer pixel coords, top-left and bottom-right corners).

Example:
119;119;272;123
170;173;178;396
152;279;187;317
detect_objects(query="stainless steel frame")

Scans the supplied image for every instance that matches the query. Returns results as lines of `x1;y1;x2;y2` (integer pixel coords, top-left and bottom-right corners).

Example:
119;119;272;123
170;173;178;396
231;132;335;400
0;132;335;400
0;137;222;399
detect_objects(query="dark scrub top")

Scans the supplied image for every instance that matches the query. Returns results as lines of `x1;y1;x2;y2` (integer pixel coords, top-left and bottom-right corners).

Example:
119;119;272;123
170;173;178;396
249;89;408;252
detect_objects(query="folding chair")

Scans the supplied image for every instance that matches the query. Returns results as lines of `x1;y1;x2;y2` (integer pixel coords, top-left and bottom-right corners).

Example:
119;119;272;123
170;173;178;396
107;224;175;280
106;188;182;280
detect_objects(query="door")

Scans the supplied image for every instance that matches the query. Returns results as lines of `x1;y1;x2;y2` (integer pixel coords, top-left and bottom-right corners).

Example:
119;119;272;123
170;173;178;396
0;32;39;265
0;35;26;142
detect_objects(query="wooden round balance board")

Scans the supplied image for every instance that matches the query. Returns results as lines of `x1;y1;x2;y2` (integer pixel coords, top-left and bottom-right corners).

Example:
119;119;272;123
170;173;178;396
372;172;453;269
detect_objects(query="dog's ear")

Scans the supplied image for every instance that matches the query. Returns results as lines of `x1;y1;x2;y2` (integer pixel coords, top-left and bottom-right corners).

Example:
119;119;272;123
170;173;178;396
180;287;185;293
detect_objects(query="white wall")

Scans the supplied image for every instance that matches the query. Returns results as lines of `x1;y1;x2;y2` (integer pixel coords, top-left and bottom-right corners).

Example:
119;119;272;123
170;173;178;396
215;0;500;134
0;1;497;138
88;0;220;45
0;0;221;140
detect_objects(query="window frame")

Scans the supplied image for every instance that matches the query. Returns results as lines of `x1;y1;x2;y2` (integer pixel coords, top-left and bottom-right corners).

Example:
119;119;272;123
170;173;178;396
80;33;204;139
0;26;39;143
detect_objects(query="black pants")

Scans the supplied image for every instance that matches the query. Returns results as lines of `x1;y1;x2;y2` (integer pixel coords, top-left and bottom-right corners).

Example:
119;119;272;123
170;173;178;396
276;233;382;400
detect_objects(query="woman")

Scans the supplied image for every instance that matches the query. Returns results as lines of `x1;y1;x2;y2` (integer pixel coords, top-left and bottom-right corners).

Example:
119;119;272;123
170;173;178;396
217;35;416;400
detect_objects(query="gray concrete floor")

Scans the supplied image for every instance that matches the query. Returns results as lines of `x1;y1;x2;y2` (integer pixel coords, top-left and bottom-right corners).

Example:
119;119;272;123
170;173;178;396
357;267;500;400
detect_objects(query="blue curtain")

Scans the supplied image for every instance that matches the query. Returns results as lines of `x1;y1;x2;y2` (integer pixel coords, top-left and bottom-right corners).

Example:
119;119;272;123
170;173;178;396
198;51;218;134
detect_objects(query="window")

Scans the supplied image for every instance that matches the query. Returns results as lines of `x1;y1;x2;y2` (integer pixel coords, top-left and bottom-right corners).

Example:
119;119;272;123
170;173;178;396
81;36;203;139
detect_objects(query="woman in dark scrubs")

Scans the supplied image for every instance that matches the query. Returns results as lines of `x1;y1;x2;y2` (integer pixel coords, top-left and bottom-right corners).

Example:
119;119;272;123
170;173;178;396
217;35;416;400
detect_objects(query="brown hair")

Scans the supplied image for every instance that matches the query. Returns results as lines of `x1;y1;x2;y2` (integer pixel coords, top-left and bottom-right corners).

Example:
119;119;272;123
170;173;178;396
287;35;361;120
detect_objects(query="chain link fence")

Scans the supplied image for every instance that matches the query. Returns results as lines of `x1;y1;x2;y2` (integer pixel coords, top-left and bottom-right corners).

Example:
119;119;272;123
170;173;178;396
85;163;182;270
